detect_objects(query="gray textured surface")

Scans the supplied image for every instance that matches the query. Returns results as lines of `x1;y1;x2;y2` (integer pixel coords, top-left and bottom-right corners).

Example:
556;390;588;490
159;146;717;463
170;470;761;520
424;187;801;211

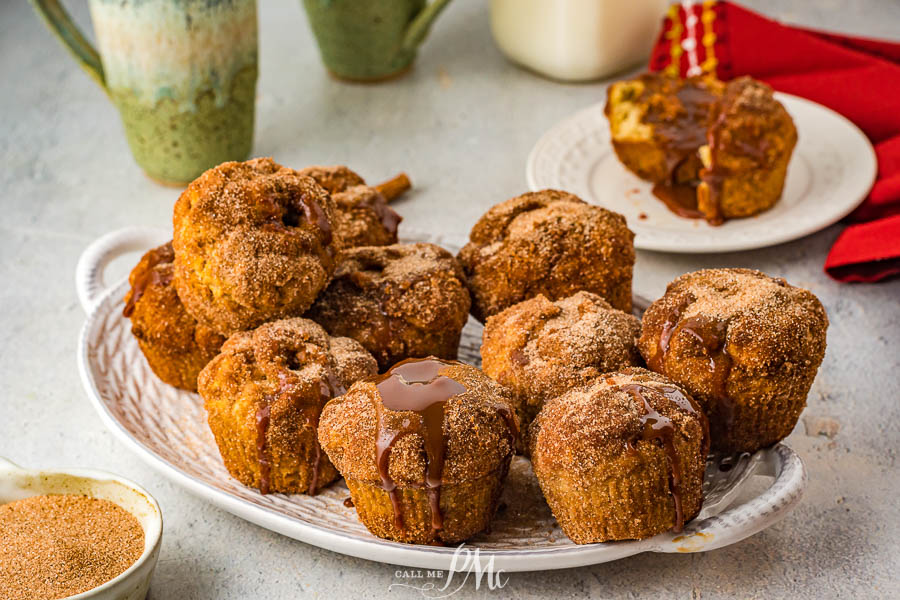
2;0;899;598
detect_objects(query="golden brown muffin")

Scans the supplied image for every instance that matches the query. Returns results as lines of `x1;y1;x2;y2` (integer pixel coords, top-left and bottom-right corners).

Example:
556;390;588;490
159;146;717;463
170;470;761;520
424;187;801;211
458;190;635;322
529;367;708;543
298;165;404;251
173;158;337;336
481;291;642;428
306;243;471;371
199;317;378;495
605;73;796;225
697;78;798;223
318;357;519;544
123;242;225;392
639;268;828;453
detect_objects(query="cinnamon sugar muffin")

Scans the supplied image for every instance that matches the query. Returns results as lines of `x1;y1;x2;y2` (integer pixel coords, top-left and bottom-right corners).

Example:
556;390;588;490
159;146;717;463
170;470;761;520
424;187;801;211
529;368;708;543
306;243;471;371
298;165;403;251
481;291;642;428
199;318;377;495
123;242;225;391
318;358;519;544
696;78;798;223
173;158;337;335
458;190;635;322
639;268;828;453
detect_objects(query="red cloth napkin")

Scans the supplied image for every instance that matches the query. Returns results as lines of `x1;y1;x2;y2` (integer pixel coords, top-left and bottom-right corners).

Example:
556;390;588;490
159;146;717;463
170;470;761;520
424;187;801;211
648;1;900;282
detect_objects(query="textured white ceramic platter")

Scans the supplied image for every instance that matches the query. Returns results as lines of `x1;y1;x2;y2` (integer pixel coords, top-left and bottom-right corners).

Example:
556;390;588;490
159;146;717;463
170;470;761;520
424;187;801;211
526;93;877;253
76;227;807;572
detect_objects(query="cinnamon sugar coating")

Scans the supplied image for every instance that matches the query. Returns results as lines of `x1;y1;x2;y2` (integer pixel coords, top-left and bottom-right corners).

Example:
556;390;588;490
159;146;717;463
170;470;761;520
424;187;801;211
529;368;707;543
298;165;401;251
481;291;642;427
173;158;337;336
306;243;471;371
124;242;225;391
199;317;377;494
458;190;635;322
639;268;828;453
318;361;519;543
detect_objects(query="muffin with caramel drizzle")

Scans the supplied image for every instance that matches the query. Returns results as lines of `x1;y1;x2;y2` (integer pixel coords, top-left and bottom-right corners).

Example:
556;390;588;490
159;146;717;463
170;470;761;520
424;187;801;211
306;243;471;371
529;367;708;543
605;73;796;225
481;291;642;429
173;158;338;336
318;358;518;544
298;165;408;251
458;190;635;322
639;268;827;453
123;242;225;391
199;317;377;495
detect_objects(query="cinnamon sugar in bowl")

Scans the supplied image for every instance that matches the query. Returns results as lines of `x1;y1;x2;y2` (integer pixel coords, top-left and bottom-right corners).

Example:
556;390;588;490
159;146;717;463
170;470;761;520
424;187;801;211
0;457;162;600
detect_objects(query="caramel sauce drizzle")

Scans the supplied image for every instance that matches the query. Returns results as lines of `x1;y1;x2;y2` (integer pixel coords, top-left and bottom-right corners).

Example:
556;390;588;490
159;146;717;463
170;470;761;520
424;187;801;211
254;356;346;496
648;82;726;225
621;383;708;533
373;358;466;532
264;191;332;245
370;357;517;535
651;299;733;446
122;243;175;318
366;193;402;237
651;183;705;220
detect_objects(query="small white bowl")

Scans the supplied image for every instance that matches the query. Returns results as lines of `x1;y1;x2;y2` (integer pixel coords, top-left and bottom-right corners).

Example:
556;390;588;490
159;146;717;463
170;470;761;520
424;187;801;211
0;456;162;600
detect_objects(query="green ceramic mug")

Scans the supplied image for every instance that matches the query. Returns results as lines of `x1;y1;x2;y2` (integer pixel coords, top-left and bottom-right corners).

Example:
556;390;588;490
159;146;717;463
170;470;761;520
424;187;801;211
30;0;258;186
302;0;453;81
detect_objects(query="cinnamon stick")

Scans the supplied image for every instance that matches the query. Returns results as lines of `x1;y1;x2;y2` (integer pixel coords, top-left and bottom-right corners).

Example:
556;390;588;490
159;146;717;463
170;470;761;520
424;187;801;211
375;173;412;202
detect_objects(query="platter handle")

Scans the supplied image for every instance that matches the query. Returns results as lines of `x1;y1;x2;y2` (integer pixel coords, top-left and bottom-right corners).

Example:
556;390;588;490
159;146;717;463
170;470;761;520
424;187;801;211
653;443;807;553
75;226;169;315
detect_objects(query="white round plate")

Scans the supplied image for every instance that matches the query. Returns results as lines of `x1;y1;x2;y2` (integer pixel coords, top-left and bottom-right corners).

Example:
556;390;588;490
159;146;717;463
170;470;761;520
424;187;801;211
527;93;876;253
75;227;807;572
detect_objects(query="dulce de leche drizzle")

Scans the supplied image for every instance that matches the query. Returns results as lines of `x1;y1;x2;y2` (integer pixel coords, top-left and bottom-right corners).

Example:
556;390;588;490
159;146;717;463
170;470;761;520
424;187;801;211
254;358;346;496
367;193;402;238
310;370;346;495
372;358;467;533
651;183;705;220
266;190;333;245
621;384;699;533
122;243;175;318
649;80;726;225
652;301;734;440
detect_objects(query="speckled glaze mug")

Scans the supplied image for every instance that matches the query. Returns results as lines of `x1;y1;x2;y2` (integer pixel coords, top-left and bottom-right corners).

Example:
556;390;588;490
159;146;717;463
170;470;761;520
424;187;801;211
31;0;258;185
302;0;452;81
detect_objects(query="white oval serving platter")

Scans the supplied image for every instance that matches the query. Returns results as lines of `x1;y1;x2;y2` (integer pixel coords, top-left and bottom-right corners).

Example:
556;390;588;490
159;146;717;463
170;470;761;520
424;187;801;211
527;92;877;253
76;226;807;572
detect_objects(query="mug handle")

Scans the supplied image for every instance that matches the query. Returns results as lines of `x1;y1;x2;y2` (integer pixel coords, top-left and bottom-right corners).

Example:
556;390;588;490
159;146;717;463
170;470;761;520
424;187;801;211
402;0;453;54
29;0;106;91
